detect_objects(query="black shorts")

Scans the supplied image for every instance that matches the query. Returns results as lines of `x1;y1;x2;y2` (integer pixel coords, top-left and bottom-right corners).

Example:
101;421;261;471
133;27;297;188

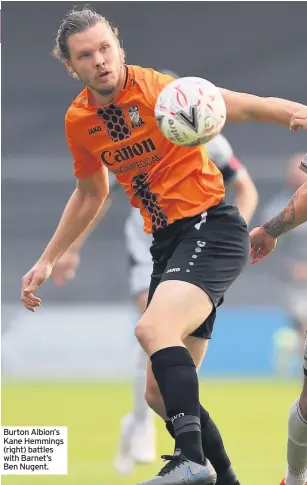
147;201;249;339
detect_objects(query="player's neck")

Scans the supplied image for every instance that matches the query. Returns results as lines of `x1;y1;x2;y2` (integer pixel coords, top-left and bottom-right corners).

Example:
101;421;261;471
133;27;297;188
88;65;126;107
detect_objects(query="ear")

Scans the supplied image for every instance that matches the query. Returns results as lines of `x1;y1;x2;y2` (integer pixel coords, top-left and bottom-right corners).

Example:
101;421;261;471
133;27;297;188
64;60;74;75
119;46;125;64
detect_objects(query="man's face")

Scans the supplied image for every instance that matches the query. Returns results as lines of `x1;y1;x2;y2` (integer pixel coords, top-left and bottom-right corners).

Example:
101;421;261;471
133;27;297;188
66;22;123;96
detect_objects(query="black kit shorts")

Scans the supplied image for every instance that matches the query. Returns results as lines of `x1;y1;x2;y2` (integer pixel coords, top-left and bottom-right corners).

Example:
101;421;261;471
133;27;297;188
147;201;250;339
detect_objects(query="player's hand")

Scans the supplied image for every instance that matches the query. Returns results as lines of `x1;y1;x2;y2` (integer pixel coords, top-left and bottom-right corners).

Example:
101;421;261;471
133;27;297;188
52;248;80;287
250;226;277;264
21;260;53;312
290;108;307;132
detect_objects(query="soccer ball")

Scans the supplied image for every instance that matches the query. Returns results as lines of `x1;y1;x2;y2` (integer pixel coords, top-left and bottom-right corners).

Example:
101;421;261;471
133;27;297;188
154;77;226;146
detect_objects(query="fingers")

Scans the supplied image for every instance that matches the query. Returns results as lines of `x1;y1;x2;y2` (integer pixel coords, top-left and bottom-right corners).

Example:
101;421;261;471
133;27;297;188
290;112;307;132
21;261;53;311
250;241;269;264
251;249;268;264
251;241;274;264
290;119;303;132
21;291;41;312
23;274;42;293
21;271;42;311
22;295;41;312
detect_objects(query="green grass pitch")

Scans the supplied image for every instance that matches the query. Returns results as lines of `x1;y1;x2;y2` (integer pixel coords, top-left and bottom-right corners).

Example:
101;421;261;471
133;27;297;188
1;379;301;485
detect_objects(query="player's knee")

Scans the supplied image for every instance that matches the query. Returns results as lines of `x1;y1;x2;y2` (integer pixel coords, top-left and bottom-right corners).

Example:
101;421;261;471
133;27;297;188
135;318;158;349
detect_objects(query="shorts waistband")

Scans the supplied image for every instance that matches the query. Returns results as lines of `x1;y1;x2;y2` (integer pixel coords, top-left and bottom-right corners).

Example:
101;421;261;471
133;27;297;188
152;200;225;241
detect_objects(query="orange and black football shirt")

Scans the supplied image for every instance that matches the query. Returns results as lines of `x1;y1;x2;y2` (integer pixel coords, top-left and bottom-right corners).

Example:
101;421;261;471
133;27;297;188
65;65;225;234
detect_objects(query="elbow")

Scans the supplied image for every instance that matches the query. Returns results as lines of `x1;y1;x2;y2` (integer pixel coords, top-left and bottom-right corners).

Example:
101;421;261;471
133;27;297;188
237;184;259;209
248;182;259;209
98;186;110;201
92;190;109;207
236;176;259;204
76;186;109;205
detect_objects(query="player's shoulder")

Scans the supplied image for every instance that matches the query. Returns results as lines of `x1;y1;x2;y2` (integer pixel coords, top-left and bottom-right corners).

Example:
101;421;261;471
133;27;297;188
65;87;88;125
128;65;174;98
129;64;173;82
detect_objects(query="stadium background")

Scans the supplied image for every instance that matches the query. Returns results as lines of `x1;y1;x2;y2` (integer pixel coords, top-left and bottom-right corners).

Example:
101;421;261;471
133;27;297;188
1;2;307;484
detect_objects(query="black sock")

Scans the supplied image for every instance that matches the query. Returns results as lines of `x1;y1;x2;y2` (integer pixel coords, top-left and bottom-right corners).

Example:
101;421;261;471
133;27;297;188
151;346;204;464
165;406;239;484
199;406;238;484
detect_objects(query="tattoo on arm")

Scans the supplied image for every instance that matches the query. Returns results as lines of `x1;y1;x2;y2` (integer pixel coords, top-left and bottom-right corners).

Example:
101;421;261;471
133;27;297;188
263;191;298;238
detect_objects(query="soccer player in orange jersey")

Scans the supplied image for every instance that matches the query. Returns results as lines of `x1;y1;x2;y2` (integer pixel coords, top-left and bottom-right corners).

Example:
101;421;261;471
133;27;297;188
51;132;258;477
250;156;307;485
21;7;307;485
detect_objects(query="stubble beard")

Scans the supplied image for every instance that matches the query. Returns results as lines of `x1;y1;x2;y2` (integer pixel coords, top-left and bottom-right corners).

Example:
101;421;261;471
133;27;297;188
91;64;124;97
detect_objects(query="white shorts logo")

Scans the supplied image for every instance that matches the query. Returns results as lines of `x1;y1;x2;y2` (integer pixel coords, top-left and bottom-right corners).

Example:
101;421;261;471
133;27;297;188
166;268;180;273
171;413;185;422
194;211;207;230
197;241;206;248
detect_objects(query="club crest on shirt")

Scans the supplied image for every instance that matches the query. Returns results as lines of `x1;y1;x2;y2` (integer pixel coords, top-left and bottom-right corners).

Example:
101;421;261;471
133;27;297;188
128;105;144;128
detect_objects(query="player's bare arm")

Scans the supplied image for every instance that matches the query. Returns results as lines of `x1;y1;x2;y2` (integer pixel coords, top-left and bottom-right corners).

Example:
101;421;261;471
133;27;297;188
40;167;109;264
63;193;112;253
264;181;307;237
250;180;307;264
221;89;306;127
21;166;109;311
52;179;123;286
231;172;258;225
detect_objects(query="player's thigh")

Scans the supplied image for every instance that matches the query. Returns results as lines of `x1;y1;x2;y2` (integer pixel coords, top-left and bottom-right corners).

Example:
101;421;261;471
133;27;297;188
161;203;249;313
137;279;213;354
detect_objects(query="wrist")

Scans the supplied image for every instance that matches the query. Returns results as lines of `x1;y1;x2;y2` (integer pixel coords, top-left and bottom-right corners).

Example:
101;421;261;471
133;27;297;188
37;256;56;267
262;224;279;240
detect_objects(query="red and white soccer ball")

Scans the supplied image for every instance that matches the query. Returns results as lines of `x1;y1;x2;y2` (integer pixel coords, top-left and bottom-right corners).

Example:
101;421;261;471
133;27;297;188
154;77;226;146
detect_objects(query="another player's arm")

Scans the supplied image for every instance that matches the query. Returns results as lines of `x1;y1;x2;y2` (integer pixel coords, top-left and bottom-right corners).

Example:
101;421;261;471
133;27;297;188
209;135;258;225
221;89;306;127
250;180;307;264
231;171;258;225
263;181;307;238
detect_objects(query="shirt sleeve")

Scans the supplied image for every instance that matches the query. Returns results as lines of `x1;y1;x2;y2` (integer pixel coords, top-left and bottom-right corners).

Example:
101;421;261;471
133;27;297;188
207;134;246;184
65;116;103;179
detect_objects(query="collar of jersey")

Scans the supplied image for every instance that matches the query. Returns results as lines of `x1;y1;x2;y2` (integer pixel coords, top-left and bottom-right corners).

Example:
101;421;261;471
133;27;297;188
81;64;132;110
